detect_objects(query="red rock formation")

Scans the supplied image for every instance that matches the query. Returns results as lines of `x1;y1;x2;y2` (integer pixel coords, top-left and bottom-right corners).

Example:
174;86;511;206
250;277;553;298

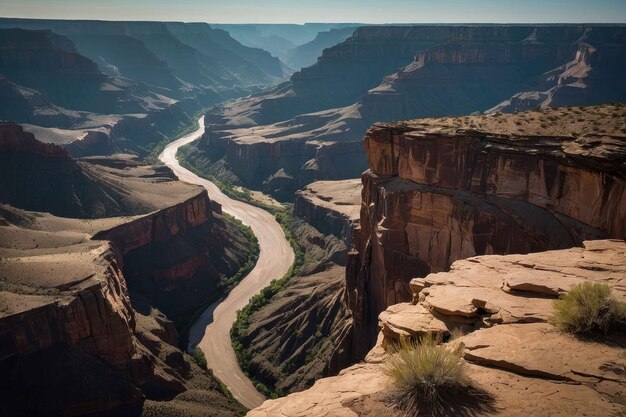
199;26;626;200
91;188;248;329
0;124;249;415
93;192;211;254
0;242;148;415
346;108;626;356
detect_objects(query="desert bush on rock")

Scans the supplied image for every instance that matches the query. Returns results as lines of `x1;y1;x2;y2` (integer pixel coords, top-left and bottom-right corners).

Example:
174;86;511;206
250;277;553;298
383;334;493;416
550;282;626;335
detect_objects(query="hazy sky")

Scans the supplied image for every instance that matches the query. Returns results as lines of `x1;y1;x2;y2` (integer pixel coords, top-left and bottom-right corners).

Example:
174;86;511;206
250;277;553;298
1;0;625;24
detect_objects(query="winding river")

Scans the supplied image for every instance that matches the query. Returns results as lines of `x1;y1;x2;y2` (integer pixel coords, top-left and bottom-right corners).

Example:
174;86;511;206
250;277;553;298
159;116;294;409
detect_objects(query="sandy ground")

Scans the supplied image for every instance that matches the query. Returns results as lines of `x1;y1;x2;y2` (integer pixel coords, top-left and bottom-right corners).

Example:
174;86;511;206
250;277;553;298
299;179;362;222
159;116;294;410
388;103;626;137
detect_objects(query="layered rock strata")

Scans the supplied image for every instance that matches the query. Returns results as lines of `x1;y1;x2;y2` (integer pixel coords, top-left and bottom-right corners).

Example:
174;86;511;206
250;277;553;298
94;190;249;329
196;26;626;200
0;195;248;416
249;240;626;416
346;107;626;357
0;128;250;416
0;222;159;415
293;179;361;248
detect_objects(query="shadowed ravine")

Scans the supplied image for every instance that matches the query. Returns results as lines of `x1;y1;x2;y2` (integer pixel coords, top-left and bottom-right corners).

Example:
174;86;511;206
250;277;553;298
159;116;295;409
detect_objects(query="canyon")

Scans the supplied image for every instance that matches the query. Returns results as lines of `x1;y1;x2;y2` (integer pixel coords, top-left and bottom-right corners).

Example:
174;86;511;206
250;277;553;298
235;104;626;406
0;123;254;416
0;18;287;158
160;116;294;409
193;25;626;200
210;23;361;64
0;15;625;417
231;179;361;395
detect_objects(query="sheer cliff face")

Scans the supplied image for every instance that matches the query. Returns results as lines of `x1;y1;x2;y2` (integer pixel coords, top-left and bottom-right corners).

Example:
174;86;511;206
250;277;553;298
94;192;249;329
346;105;626;355
0;241;147;416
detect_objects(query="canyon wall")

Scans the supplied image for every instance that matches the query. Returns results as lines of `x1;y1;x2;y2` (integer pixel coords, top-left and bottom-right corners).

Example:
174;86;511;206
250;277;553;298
0;125;250;416
0;191;248;416
0;242;149;416
94;190;249;329
206;25;451;127
195;26;625;201
346;106;626;357
0;19;285;157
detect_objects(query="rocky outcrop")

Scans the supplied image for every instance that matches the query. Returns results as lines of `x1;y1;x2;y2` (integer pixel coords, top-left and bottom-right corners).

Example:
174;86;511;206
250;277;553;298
346;106;626;358
293;179;361;248
93;193;213;255
0;239;147;416
249;240;626;416
94;190;249;329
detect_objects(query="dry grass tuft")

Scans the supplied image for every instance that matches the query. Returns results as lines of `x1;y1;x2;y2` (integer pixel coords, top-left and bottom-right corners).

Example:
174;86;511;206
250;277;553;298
550;282;626;335
383;334;494;416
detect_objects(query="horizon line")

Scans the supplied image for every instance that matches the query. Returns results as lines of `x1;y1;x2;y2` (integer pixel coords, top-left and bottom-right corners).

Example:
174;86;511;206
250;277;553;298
1;15;626;25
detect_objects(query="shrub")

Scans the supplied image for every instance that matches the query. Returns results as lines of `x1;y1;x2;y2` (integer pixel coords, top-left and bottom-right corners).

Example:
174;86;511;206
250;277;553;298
383;334;470;416
191;347;208;371
549;282;626;335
